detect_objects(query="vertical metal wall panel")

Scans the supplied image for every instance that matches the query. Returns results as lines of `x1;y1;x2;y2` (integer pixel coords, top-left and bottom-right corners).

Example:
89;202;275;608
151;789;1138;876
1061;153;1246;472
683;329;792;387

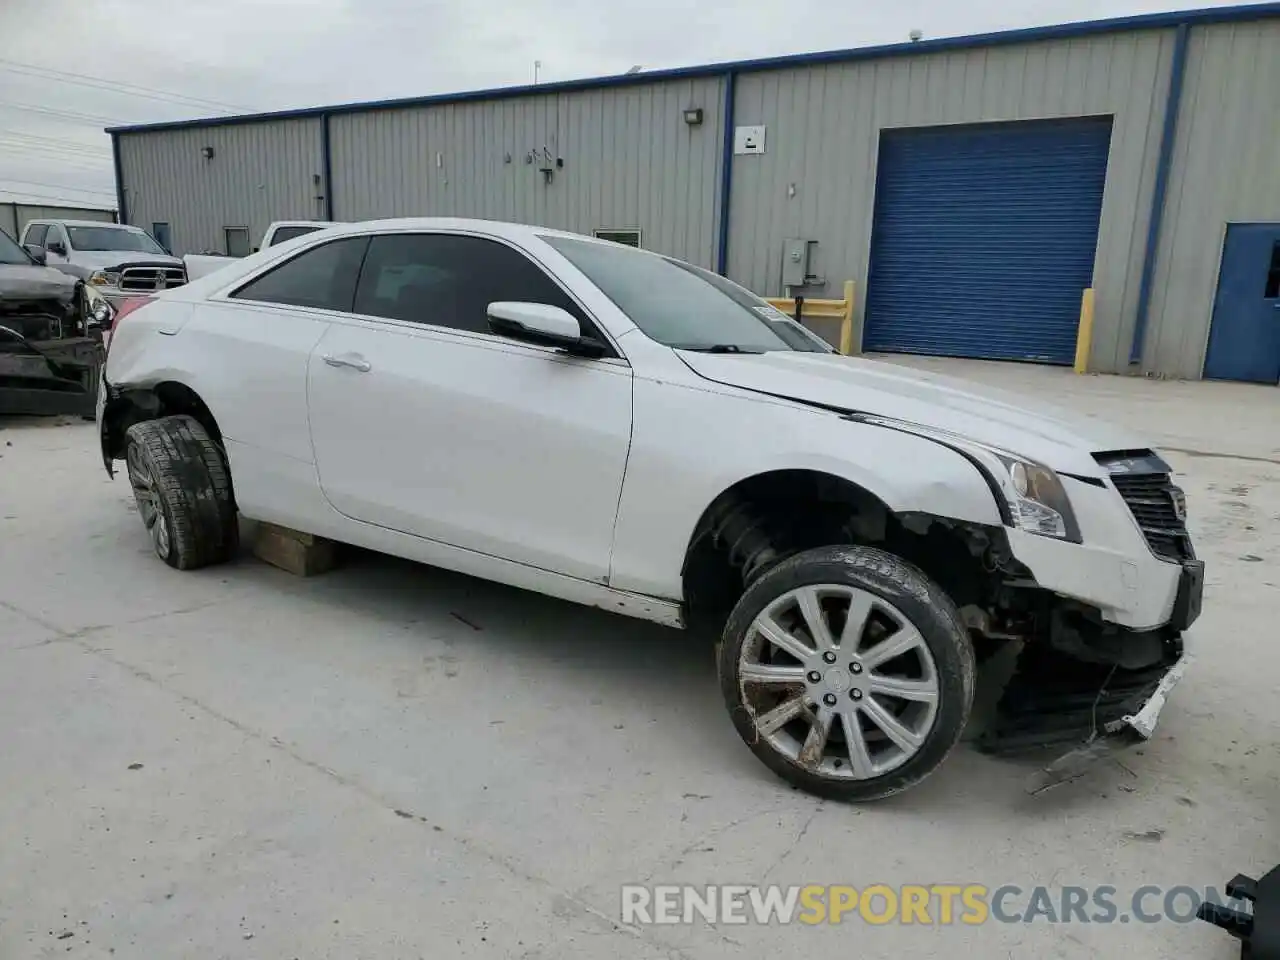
3;203;115;238
328;77;725;267
116;118;324;256
729;30;1174;372
1144;20;1280;378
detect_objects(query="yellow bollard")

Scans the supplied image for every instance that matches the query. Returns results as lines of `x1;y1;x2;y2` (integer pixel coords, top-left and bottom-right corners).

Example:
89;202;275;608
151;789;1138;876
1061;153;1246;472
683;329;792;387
839;280;855;355
1074;288;1095;374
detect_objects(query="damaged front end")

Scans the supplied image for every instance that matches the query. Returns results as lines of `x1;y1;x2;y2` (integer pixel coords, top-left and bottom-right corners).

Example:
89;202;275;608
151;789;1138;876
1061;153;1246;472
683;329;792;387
977;588;1198;792
0;325;102;417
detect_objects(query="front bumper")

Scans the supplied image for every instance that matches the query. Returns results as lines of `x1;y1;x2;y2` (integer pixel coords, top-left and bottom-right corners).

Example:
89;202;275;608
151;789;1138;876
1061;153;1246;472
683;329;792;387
1020;652;1191;793
1005;474;1201;631
980;640;1193;793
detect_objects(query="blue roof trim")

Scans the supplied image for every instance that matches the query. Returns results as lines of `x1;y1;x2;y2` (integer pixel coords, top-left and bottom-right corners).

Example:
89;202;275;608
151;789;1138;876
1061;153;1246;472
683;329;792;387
105;2;1280;135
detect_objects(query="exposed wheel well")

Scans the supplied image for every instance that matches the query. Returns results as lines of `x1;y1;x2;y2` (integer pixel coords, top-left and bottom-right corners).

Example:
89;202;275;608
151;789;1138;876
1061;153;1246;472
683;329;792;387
681;469;1017;637
103;380;224;465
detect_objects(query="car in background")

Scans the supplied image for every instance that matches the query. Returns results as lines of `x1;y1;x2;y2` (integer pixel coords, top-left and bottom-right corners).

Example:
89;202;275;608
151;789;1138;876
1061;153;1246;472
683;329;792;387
183;221;335;280
0;228;108;417
20;220;185;306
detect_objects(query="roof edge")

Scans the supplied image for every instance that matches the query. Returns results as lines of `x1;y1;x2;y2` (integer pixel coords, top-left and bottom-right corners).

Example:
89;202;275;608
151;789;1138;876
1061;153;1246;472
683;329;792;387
106;2;1280;135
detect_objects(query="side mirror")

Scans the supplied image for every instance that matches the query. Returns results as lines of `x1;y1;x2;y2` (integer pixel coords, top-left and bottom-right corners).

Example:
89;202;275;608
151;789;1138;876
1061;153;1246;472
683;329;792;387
23;244;46;265
46;240;66;256
486;301;606;357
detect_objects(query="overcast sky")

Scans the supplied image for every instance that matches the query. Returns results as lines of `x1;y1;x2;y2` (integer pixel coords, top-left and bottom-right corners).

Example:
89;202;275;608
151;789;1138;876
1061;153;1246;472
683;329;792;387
0;0;1265;214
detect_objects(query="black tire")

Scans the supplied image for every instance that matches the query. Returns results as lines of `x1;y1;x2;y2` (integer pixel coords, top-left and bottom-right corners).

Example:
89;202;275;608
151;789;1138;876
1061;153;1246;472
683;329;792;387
124;415;238;570
718;545;975;802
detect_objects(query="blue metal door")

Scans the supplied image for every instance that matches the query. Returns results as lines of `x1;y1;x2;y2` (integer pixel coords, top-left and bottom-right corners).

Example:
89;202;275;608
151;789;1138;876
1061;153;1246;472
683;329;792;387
1203;223;1280;383
864;118;1112;363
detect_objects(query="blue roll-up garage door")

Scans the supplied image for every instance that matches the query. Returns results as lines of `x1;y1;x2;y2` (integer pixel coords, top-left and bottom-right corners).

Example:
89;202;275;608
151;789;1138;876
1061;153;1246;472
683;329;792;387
864;117;1112;363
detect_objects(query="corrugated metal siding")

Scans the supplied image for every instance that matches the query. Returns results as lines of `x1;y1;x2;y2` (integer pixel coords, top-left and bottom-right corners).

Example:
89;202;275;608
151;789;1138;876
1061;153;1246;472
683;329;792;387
864;118;1112;362
1;203;115;239
1144;19;1280;379
329;77;725;267
117;118;324;256
728;30;1174;372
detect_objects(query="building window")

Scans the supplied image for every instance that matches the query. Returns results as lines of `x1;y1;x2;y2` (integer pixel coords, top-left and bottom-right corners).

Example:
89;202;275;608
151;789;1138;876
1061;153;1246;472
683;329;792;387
152;222;171;254
224;226;251;257
593;228;642;248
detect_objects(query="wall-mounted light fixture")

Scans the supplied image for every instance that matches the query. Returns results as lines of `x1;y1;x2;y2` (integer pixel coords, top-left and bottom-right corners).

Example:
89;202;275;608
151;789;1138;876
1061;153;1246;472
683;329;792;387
200;146;215;159
683;108;704;126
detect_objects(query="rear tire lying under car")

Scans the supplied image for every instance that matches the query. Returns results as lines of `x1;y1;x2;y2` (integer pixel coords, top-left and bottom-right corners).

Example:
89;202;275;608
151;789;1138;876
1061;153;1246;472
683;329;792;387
718;545;975;801
124;415;238;570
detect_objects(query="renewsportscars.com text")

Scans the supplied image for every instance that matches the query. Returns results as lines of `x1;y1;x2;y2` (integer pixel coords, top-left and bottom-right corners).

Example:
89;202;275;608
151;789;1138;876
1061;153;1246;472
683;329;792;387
620;884;1253;926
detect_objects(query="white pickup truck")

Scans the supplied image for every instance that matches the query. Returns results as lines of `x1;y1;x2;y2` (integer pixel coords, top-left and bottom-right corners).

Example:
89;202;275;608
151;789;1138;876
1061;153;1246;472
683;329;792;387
183;221;334;281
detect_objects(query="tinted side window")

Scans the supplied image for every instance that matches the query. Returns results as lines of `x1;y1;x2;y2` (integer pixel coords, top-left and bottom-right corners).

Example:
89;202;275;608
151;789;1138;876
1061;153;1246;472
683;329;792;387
353;234;589;337
269;225;323;246
231;237;369;312
24;224;48;247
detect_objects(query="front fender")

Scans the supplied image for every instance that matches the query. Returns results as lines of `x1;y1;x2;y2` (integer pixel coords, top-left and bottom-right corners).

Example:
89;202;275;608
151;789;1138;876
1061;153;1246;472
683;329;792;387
608;377;1003;600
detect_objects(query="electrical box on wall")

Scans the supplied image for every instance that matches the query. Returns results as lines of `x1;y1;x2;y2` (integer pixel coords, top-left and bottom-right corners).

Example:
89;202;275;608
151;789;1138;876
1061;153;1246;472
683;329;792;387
781;238;821;288
733;125;767;155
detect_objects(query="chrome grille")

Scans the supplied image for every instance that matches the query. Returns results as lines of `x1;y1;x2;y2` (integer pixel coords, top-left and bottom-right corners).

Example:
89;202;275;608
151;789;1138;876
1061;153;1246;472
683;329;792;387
119;266;186;292
1096;452;1192;562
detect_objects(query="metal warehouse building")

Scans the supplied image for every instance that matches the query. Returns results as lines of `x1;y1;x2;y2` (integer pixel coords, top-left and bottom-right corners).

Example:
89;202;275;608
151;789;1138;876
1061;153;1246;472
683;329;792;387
108;4;1280;382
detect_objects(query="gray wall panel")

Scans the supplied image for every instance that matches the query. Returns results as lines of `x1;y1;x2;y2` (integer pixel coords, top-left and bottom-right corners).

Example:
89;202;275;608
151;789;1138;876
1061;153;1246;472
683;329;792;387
117;118;324;256
1145;20;1280;379
329;77;725;267
2;203;115;240
728;30;1174;373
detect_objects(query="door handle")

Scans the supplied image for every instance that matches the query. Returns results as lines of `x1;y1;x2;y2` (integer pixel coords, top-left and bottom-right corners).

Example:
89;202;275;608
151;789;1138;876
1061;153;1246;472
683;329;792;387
323;353;371;372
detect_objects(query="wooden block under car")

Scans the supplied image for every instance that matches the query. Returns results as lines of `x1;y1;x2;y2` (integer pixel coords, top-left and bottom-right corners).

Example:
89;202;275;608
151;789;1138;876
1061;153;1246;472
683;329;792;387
252;522;338;576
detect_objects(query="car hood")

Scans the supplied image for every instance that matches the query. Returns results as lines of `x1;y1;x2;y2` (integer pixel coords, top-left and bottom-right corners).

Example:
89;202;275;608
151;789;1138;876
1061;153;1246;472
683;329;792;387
678;350;1145;476
0;262;78;301
70;251;183;271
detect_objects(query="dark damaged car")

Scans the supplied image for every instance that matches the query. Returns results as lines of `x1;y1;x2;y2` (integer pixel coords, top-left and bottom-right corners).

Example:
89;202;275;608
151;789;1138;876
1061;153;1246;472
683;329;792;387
0;229;108;418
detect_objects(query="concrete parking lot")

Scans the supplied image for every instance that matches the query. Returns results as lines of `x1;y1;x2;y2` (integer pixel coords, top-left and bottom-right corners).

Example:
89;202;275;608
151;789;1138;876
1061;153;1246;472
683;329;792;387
1;358;1277;959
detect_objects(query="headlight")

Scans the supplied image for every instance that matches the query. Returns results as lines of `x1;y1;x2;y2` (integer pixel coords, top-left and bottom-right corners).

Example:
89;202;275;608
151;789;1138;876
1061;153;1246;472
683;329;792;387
88;271;121;287
82;284;115;329
987;452;1076;540
854;415;1081;541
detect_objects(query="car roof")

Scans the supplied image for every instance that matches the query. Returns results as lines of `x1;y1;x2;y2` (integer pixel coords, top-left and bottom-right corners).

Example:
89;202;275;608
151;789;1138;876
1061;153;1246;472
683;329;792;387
322;217;610;245
31;219;139;229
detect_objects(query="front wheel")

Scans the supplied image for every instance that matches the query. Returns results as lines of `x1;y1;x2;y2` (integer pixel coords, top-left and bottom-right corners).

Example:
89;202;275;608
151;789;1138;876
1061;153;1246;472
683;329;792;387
718;545;975;801
124;415;238;570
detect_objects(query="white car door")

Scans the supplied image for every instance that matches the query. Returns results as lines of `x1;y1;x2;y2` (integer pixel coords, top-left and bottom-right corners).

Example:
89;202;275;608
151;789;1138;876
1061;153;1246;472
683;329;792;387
306;231;634;584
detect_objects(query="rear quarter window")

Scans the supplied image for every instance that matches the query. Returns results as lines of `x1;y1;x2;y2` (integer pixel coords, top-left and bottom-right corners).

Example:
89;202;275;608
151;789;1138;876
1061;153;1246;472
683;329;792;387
230;237;370;312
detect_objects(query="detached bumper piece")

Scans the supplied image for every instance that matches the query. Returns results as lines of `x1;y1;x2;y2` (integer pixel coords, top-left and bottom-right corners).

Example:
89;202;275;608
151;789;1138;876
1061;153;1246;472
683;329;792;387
977;640;1189;793
1198;865;1279;959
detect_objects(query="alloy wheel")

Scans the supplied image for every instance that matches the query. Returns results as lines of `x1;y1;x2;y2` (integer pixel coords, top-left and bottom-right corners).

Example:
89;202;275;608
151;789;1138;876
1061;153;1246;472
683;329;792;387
738;584;940;780
126;443;171;559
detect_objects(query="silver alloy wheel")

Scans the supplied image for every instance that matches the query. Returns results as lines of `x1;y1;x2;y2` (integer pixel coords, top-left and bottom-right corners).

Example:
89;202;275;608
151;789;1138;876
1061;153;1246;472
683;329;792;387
739;584;940;780
126;442;171;559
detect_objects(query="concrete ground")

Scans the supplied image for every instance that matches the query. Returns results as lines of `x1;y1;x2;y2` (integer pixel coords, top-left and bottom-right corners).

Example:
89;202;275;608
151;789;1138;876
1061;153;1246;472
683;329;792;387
1;358;1277;959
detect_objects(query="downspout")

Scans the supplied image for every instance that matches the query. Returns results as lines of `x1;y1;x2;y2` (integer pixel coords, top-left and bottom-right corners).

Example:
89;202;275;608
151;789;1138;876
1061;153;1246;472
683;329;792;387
320;113;335;221
1129;21;1189;365
111;132;128;224
715;71;737;275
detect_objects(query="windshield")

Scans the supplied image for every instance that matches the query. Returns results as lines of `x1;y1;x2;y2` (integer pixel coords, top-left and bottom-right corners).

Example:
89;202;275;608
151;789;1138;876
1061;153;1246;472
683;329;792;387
66;226;165;254
542;236;833;354
0;229;32;265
